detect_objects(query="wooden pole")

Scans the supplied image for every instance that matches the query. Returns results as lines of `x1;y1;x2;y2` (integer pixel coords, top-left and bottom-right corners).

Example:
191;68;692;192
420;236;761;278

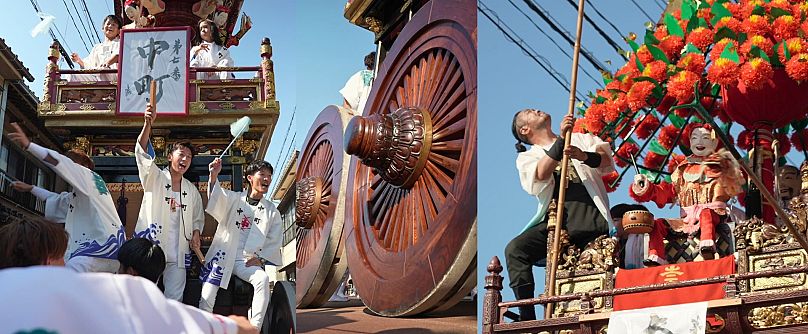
545;0;587;319
149;80;157;112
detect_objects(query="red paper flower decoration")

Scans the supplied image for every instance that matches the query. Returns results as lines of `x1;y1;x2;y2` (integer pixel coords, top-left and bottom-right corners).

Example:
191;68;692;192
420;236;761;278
786;53;808;81
573;117;586;134
659;35;685;61
667;153;686;173
677;52;706;73
602;171;620;193
627;81;654;111
740;57;774;90
667;70;700;103
791;129;808;151
707;58;741;86
743;15;771;36
773;15;799;40
636;45;655;65
778;37;805;63
686;27;714;51
714;16;742;33
775;132;792;156
644;151;667;170
658;124;681;150
642;60;668;82
740;35;774;57
615;141;640;168
738;129;754;150
710;38;735;63
634;114;660;140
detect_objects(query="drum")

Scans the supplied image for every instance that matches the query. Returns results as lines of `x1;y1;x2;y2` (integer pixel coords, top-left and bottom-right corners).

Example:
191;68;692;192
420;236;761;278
622;210;654;234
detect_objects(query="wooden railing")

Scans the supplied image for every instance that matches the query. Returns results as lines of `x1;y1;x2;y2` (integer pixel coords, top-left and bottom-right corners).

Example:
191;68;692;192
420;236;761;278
482;255;808;333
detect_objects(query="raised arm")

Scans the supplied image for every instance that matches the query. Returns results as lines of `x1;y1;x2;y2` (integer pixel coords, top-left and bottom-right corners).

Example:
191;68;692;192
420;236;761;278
137;104;156;152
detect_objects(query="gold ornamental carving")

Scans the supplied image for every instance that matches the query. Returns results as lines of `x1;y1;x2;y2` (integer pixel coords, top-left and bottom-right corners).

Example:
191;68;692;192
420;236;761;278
554;273;609;316
65;136;90;154
107;103;116;111
152;136;166;153
218;102;235;110
748;249;807;292
190;79;205;84
735;217;792;253
56;80;68;86
748;302;808;329
190;102;207;114
248;101;264;110
365;16;382;33
79;104;95;111
198;181;231;192
234;137;258;156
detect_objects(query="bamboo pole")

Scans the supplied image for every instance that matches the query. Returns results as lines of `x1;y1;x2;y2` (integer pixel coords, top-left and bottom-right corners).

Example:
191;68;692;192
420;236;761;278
545;0;587;319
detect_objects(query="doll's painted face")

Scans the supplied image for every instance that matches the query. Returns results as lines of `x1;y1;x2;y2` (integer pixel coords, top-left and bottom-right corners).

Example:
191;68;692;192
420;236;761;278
779;165;800;200
689;127;717;157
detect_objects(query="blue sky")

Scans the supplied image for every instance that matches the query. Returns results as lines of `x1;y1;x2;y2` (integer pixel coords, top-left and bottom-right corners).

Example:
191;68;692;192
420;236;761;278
0;1;297;193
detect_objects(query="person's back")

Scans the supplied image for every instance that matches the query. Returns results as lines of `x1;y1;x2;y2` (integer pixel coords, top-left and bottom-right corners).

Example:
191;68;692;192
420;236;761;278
0;266;256;334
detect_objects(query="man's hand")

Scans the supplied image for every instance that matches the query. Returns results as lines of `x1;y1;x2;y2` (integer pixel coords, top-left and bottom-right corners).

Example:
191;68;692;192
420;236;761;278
560;114;575;136
7;123;31;149
191;230;201;251
145;104;157;125
11;181;33;193
245;257;263;267
70;53;85;69
228;315;258;334
564;145;587;161
209;158;222;178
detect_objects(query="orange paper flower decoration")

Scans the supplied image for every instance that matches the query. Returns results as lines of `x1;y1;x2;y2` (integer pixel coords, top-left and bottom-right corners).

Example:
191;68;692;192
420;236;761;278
786;53;808;81
707;58;741;86
634;114;660;140
667;70;700;103
627;81;654;111
686;27;714;51
740;57;774;90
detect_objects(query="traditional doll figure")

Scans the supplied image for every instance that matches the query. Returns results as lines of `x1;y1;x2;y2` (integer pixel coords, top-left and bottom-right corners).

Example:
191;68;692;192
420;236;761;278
631;124;744;265
778;165;801;205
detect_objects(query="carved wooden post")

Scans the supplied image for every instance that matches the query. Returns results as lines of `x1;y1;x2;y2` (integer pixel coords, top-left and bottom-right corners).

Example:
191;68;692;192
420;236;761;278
579;293;594;315
724;274;738;299
259;38;276;102
544;199;558;306
483;256;504;334
40;40;61;114
344;106;432;188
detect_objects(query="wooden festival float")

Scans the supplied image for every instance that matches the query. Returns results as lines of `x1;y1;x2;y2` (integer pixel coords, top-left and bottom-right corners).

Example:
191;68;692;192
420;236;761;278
35;0;294;331
483;0;808;333
294;0;478;316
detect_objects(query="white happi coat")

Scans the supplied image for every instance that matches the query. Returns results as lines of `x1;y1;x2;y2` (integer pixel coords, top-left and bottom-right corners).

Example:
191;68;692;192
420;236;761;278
339;69;373;114
200;182;283;288
133;144;204;268
69;38;120;82
190;41;234;80
29;144;124;261
0;266;238;334
516;132;616;234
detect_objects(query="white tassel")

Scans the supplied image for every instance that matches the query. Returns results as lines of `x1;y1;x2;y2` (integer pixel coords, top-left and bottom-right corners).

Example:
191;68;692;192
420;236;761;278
31;12;56;38
219;116;252;159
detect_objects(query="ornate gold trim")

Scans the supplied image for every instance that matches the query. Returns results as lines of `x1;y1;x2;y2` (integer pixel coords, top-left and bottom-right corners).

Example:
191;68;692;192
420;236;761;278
56;80;68;86
190;102;207;114
218;102;235;110
248;101;264;110
190;79;205;84
79;104;95;111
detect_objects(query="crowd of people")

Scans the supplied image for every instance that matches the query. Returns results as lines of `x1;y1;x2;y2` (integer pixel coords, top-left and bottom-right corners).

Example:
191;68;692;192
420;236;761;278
0;100;281;333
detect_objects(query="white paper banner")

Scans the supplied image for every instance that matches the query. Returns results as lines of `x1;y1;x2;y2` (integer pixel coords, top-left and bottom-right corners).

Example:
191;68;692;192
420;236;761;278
608;301;707;334
117;28;190;116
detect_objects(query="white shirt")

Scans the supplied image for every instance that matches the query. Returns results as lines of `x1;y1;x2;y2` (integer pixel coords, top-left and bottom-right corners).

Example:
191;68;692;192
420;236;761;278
0;266;237;334
189;41;234;80
84;38;120;69
165;191;181;263
339;69;373;114
515;132;616;233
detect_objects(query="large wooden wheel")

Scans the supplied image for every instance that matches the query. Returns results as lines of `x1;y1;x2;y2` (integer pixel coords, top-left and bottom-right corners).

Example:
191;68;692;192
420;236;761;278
265;281;296;334
343;0;477;317
295;106;353;307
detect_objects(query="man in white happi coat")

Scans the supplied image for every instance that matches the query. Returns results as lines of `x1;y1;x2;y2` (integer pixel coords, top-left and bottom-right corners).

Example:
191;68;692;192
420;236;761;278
339;51;376;115
199;158;283;329
7;123;124;273
133;105;205;301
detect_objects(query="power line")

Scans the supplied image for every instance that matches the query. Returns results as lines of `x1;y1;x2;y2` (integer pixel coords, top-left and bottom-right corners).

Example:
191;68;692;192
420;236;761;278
61;0;91;53
68;0;98;45
80;0;102;43
629;0;655;22
506;0;602;87
556;0;628;60
654;0;667;11
584;0;625;39
29;0;76;68
478;0;588;103
273;105;297;173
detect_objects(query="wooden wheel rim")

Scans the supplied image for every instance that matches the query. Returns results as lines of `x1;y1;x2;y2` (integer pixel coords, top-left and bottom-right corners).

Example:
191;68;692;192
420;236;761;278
295;106;352;307
344;0;477;317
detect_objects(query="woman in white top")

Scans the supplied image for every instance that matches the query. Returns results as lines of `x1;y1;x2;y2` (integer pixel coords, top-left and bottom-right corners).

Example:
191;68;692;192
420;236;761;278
190;19;234;80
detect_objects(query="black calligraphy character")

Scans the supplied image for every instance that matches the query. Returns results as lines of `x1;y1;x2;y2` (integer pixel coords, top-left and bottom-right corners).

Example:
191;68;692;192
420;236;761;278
171;56;180;64
171;67;181;81
173;39;182;55
136;37;170;70
125;84;133;97
133;74;171;103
